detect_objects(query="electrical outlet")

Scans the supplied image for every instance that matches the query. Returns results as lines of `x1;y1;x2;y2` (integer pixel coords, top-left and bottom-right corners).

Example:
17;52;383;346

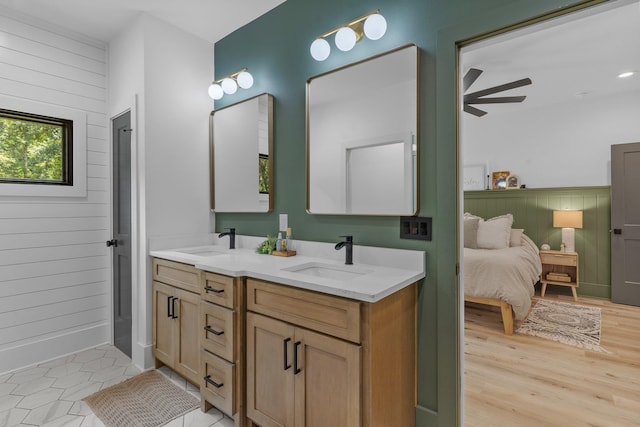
400;216;432;241
279;213;288;231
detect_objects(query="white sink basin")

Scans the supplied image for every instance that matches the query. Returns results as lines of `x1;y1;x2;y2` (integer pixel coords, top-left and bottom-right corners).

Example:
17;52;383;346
282;262;372;281
174;247;227;256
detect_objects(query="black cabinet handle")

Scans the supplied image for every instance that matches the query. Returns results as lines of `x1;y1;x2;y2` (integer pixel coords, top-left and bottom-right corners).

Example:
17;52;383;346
171;297;178;319
283;338;291;370
294;341;301;375
106;239;118;247
204;325;224;336
614;228;622;235
167;296;172;318
204;375;223;388
204;285;224;294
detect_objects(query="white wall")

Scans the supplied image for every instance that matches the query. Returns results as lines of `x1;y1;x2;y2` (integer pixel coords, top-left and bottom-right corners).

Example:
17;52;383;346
0;8;109;373
463;89;640;188
108;14;213;369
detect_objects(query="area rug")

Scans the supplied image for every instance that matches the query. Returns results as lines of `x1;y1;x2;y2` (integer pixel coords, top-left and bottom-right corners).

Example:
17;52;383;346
83;370;199;427
516;299;609;353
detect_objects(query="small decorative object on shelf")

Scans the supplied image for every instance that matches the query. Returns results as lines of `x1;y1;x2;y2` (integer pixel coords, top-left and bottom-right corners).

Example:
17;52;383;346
491;171;510;189
541;243;551;250
506;174;519;189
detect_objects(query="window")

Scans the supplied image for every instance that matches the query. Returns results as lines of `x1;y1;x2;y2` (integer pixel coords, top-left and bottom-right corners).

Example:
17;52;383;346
0;108;73;185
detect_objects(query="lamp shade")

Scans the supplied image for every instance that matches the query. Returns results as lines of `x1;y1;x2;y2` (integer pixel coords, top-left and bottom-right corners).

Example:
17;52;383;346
553;210;583;229
221;77;238;94
310;38;330;61
364;13;387;40
208;83;224;100
236;71;254;89
335;26;357;51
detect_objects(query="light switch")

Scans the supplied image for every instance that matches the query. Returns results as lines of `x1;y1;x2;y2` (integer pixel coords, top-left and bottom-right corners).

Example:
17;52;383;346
279;214;288;231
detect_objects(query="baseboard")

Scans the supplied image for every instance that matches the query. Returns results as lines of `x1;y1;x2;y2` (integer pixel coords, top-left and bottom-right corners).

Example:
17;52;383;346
578;281;611;299
132;341;155;371
0;323;109;375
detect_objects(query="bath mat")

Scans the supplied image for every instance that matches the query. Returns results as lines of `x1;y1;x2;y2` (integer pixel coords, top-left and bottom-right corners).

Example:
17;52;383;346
84;370;199;427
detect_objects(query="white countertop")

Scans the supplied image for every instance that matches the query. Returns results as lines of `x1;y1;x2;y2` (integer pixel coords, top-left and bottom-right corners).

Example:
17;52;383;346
150;239;425;303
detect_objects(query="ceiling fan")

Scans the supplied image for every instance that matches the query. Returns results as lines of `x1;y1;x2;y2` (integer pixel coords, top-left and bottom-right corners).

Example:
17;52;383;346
463;68;532;117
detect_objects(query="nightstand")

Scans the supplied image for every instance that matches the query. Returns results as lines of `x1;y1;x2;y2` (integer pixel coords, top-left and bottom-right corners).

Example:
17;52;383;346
540;250;579;301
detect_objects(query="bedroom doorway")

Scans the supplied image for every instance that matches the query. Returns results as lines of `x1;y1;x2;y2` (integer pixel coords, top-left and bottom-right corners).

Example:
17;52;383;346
459;0;640;425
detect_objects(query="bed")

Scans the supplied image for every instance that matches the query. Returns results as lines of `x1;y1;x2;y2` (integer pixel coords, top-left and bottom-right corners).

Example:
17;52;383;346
463;213;542;335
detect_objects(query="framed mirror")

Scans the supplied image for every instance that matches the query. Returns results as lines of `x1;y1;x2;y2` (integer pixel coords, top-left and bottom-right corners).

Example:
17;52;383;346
306;44;419;215
210;93;273;212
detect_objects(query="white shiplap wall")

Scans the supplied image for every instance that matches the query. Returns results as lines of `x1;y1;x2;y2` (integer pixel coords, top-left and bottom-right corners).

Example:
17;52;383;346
0;9;109;373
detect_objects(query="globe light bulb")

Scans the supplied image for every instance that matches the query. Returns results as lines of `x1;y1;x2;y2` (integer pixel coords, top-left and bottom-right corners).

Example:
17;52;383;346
221;77;237;95
310;38;330;61
364;14;387;40
335;26;357;52
208;83;223;100
237;71;254;89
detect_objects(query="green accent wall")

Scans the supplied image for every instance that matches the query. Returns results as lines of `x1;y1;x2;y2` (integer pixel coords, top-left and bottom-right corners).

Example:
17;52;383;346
213;0;602;425
465;187;611;299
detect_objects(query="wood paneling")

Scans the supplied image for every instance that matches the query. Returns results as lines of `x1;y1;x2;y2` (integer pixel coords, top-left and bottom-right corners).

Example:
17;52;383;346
0;10;108;372
465;187;611;298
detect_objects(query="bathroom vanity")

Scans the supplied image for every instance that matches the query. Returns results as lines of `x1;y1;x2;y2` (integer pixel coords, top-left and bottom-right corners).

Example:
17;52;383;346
150;240;424;427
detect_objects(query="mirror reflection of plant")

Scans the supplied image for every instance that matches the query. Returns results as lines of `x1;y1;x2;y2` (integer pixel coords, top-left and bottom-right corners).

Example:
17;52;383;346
258;154;269;194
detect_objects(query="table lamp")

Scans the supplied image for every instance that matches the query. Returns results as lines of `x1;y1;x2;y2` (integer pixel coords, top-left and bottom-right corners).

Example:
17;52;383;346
553;210;583;252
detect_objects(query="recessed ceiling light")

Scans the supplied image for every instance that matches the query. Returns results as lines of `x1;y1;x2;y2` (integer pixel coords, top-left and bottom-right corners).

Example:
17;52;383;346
618;71;635;79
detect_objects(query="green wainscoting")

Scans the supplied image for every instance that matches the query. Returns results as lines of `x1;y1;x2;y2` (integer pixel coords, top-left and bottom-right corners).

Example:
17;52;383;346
464;186;612;299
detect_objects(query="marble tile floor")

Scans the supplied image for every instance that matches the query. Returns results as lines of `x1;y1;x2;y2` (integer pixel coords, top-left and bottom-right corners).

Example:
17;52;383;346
0;344;233;427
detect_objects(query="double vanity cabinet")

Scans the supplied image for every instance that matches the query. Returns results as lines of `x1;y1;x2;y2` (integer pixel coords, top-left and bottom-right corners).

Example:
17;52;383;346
151;247;422;427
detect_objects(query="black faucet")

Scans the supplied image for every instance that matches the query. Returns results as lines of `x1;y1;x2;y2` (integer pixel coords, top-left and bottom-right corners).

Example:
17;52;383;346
218;228;235;249
335;235;353;265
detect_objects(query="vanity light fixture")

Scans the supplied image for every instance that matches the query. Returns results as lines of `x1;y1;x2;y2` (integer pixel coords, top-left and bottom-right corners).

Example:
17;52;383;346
618;71;635;79
208;68;254;100
310;10;387;61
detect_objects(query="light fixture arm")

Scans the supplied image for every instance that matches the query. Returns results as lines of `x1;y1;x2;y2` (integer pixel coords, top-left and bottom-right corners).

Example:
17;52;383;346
315;9;380;39
211;67;248;85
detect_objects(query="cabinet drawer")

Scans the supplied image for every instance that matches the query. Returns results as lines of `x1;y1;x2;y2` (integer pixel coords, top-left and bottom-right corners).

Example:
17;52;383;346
152;258;200;293
247;278;361;343
540;252;577;267
200;301;235;361
201;350;235;417
201;272;236;309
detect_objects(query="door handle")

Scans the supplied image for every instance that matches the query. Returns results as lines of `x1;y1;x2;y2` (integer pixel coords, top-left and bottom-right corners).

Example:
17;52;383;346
167;296;172;318
106;239;118;247
204;285;224;294
613;228;622;235
293;341;302;375
171;297;178;319
283;338;291;370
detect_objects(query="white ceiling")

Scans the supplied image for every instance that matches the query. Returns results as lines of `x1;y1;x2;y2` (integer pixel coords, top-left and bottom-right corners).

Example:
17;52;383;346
461;0;640;115
0;0;286;43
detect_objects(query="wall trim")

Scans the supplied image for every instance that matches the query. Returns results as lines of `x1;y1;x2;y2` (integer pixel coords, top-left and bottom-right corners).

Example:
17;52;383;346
0;324;109;375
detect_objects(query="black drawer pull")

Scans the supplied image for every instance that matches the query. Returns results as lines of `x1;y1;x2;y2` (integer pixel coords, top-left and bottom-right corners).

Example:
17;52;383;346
283;338;291;370
204;285;224;294
204;375;223;388
171;297;178;319
167;296;172;318
294;341;302;375
204;325;224;336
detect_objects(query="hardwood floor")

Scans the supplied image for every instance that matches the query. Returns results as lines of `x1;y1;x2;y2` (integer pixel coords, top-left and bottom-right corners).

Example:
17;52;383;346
464;292;640;427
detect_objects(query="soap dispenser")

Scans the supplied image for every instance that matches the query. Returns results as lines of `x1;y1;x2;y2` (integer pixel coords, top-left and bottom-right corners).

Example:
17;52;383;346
276;232;283;252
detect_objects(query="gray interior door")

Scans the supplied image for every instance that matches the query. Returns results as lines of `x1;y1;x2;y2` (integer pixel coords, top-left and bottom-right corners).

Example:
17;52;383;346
611;142;640;306
111;112;132;357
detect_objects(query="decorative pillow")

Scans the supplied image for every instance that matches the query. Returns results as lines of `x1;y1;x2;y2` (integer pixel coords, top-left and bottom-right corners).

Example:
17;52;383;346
464;217;480;248
477;213;513;249
510;228;524;247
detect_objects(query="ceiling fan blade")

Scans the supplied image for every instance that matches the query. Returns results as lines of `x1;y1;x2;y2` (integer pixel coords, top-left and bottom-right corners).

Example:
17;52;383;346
464;78;532;100
463;104;487;117
463;68;483;92
466;96;527;104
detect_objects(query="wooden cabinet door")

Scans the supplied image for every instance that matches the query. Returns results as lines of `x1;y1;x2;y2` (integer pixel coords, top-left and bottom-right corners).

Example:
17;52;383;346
152;281;175;366
294;328;361;427
247;312;295;427
175;287;200;385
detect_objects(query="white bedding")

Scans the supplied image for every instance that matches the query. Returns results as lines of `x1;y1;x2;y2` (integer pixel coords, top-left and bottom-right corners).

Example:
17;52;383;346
464;234;542;320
